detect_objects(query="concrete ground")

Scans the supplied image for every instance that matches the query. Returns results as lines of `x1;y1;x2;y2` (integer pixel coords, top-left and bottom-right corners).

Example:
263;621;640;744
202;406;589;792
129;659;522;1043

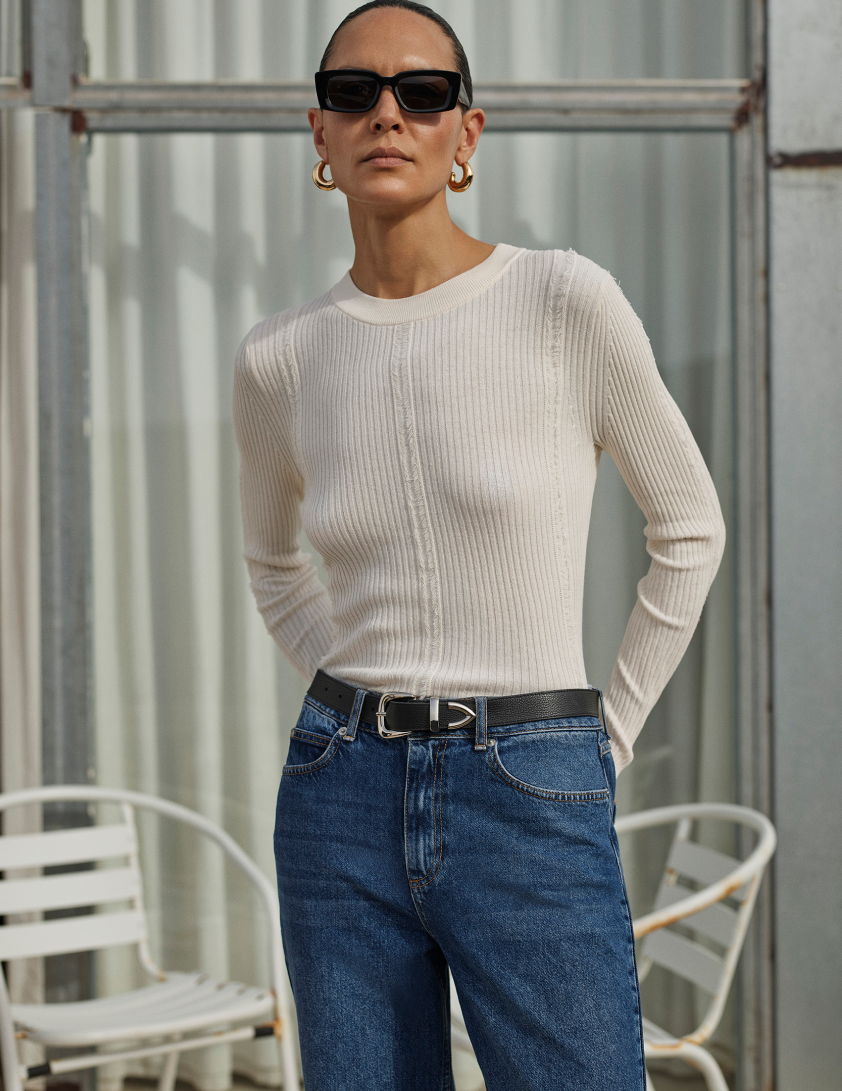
126;1069;717;1091
644;1074;711;1091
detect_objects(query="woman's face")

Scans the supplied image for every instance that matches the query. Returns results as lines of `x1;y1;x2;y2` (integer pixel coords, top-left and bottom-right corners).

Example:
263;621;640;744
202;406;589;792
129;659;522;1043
308;8;484;210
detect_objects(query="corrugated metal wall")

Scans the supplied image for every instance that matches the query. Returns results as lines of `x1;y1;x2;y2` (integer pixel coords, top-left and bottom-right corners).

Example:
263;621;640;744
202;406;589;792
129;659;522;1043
768;1;842;1087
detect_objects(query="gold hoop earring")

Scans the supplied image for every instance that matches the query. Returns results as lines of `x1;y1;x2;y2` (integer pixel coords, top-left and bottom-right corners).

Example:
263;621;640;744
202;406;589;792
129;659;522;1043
448;161;473;192
312;160;336;191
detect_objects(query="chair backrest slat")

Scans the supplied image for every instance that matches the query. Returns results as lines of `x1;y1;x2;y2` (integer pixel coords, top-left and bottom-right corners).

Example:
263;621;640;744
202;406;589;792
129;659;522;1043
666;839;740;891
0;816;150;963
0;866;141;916
0;909;146;961
0;823;136;870
643;928;725;995
653;884;739;948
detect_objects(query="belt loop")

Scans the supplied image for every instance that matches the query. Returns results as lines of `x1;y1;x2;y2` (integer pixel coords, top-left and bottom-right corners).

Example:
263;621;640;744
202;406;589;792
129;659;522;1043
344;687;367;742
594;687;608;734
473;696;488;751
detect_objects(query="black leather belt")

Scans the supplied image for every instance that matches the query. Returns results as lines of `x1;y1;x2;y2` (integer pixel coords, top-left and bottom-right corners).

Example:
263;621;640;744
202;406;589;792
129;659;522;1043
307;669;601;738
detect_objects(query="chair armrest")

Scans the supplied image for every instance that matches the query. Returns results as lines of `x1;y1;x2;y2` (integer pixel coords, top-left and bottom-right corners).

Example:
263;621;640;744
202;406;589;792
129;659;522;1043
632;879;754;940
614;803;776;939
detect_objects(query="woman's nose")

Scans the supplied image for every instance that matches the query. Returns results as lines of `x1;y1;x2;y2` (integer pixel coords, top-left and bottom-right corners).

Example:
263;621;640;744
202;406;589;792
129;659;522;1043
369;86;403;131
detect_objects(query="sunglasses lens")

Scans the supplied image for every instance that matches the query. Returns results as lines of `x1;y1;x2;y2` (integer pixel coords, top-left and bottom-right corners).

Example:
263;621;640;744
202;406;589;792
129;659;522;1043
396;74;452;111
326;75;379;111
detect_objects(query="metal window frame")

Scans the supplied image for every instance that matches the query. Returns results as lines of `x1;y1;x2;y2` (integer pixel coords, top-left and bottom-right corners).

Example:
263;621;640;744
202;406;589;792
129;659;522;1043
3;75;754;131
2;0;771;1087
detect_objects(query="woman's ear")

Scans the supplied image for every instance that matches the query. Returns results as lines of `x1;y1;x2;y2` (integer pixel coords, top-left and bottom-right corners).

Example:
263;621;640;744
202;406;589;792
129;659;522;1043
308;107;329;161
456;107;485;165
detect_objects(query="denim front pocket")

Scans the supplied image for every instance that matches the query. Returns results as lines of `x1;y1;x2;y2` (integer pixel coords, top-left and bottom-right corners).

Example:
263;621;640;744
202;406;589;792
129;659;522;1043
486;723;610;802
282;697;347;777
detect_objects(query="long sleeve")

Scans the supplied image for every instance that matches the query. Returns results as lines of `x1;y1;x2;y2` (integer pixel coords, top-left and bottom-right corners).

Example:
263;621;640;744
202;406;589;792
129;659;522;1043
592;272;726;772
233;337;335;678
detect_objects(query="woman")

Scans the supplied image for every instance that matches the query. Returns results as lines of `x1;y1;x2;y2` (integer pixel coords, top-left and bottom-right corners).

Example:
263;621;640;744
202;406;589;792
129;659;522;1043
233;2;725;1088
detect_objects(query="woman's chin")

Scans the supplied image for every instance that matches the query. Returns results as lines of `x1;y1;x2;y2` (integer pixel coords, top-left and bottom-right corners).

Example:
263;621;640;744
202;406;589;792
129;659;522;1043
345;177;444;208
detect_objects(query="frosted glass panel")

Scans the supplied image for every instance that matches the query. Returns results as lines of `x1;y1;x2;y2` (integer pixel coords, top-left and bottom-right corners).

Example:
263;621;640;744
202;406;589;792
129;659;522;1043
83;0;748;82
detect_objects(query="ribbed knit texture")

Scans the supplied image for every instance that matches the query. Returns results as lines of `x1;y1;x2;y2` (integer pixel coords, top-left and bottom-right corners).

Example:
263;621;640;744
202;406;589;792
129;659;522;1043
233;245;725;771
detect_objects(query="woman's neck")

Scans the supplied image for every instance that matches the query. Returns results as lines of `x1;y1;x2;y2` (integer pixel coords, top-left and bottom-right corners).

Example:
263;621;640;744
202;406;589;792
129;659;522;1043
346;189;495;299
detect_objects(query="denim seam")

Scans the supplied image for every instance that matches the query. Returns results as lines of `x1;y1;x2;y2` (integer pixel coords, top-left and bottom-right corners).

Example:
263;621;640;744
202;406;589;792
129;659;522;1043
353;719;601;739
282;727;345;776
486;741;610;802
494;723;602;738
410;736;449;889
607;821;648;1089
439;966;454;1091
403;742;440;940
291;727;334;746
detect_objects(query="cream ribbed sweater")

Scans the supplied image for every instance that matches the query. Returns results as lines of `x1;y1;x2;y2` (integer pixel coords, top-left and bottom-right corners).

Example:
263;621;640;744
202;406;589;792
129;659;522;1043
233;244;725;771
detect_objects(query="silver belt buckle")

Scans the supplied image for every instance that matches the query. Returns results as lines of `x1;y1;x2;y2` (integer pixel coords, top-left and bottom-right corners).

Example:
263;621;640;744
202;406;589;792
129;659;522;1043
377;693;478;738
430;697;476;731
446;701;476;729
376;692;414;739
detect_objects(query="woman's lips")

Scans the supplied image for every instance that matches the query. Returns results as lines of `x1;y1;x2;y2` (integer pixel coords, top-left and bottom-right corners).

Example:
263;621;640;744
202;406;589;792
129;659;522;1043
364;147;410;167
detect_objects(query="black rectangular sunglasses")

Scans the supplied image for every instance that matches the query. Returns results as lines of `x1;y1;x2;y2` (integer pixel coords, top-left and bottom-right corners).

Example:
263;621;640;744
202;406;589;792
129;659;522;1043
315;69;468;114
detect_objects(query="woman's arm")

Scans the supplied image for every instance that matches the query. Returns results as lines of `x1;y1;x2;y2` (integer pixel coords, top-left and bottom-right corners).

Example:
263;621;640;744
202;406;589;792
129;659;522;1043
233;340;335;678
593;272;726;772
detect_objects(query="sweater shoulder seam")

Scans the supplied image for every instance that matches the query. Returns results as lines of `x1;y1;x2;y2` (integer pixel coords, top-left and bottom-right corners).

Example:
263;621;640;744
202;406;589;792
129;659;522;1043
235;310;305;474
602;271;698;470
234;344;292;467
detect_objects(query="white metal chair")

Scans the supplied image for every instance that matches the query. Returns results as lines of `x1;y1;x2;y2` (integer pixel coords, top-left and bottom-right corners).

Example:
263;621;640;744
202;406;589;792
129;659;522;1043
0;786;299;1091
615;803;776;1091
448;802;775;1091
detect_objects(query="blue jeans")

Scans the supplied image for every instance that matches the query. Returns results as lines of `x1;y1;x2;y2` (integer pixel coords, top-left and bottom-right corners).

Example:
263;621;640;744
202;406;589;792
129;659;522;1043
274;686;646;1090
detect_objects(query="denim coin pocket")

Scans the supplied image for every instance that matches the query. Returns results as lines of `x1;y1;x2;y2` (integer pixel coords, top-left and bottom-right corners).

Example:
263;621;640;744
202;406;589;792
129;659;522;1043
487;724;610;801
282;698;347;776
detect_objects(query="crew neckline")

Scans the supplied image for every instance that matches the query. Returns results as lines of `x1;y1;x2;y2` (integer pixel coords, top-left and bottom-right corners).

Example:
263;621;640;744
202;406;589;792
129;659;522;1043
330;242;525;325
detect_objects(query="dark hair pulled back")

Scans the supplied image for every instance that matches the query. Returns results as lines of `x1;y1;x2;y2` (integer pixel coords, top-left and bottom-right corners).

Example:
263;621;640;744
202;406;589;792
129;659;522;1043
319;1;473;109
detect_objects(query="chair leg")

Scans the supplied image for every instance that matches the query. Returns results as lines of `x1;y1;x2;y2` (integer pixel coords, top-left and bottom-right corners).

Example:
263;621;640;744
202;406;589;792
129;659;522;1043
671;1042;730;1091
279;1030;300;1091
0;971;23;1091
158;1049;180;1091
